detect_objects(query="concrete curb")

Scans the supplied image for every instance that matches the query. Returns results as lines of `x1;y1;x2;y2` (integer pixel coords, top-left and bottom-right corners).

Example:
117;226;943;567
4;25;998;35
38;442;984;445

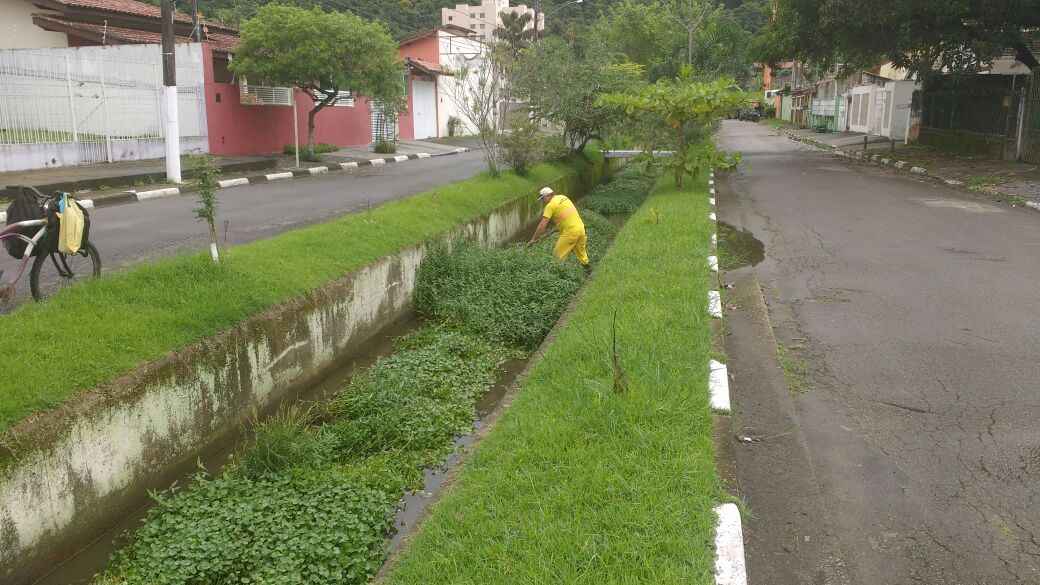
782;130;1040;213
709;359;731;413
708;290;722;318
20;148;471;214
708;255;719;272
714;503;749;585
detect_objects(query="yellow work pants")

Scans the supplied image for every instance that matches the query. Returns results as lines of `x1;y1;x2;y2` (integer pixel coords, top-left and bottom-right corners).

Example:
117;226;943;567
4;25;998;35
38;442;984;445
554;229;589;266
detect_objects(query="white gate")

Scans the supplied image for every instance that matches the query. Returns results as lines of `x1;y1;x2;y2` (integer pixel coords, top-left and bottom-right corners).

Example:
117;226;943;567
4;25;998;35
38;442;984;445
370;100;398;143
848;86;874;134
0;43;208;173
411;80;437;140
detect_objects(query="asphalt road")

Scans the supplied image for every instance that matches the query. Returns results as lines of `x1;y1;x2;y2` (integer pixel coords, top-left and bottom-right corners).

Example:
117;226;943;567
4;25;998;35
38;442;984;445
0;150;488;305
718;121;1040;585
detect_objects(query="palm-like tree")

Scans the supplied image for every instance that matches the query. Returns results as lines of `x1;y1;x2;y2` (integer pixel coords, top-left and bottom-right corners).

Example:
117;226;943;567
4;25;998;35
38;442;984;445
495;11;533;58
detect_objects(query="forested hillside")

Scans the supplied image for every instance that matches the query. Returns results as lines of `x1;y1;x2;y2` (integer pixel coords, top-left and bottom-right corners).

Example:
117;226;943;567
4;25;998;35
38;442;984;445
190;0;770;39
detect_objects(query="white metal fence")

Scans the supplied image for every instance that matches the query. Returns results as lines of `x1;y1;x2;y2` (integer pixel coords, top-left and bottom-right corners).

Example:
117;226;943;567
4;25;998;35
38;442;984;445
0;43;208;172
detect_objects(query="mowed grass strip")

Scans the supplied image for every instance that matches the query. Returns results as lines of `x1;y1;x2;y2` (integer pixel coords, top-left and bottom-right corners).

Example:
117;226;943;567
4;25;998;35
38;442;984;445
384;174;719;585
0;154;603;434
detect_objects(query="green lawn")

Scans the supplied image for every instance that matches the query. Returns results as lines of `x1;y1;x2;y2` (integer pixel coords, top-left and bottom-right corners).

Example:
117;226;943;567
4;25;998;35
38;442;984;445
383;173;720;585
0;154;605;437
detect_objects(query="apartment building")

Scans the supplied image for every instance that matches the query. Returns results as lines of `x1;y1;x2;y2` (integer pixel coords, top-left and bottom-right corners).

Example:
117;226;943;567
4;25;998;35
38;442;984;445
441;0;541;42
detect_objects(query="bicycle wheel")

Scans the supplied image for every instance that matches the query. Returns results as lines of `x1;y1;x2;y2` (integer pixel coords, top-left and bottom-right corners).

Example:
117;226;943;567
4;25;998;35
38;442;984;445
30;242;102;302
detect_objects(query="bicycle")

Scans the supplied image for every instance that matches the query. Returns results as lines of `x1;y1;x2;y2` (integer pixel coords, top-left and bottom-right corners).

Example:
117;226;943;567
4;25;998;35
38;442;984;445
0;186;101;303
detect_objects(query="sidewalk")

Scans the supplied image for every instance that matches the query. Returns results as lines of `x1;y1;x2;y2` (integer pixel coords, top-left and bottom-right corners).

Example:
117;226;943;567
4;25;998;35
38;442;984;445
0;155;276;200
787;127;1040;209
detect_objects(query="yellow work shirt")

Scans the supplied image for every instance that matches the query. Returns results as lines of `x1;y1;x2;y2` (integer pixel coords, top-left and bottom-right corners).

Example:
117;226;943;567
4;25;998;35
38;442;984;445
543;194;585;234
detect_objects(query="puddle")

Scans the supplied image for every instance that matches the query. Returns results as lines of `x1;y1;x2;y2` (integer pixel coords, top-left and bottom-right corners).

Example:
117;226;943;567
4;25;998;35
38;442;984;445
718;221;765;269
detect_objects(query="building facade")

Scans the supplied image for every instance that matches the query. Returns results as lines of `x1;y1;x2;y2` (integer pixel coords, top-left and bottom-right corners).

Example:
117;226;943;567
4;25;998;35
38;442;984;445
441;0;541;42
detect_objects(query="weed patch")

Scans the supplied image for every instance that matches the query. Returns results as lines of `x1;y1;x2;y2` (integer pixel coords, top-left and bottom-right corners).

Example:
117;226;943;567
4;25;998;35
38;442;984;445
777;343;809;393
580;166;658;215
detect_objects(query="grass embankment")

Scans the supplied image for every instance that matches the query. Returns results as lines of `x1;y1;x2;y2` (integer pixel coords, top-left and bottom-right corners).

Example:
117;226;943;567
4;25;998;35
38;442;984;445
385;174;720;584
0;154;604;435
96;180;628;585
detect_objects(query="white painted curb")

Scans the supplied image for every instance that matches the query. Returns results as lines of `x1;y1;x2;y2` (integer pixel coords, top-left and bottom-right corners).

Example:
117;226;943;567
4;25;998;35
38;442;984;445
710;187;716;195
393;155;409;163
0;211;6;223
218;178;250;188
370;158;386;166
711;233;717;247
910;166;927;175
709;360;731;413
136;187;180;201
708;291;722;319
78;199;95;209
416;153;432;159
708;255;719;272
340;162;359;170
709;179;715;186
1026;201;1040;211
714;503;748;585
266;172;294;181
709;198;716;206
709;212;717;222
454;147;469;153
308;166;329;175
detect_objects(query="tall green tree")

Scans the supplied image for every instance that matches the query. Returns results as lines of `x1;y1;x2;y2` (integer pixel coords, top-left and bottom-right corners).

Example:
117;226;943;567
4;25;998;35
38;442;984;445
599;73;747;187
495;11;534;59
514;37;645;152
230;5;405;151
759;0;1040;77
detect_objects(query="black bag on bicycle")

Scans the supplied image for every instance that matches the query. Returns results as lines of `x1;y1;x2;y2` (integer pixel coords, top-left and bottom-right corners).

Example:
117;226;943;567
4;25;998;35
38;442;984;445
3;188;46;259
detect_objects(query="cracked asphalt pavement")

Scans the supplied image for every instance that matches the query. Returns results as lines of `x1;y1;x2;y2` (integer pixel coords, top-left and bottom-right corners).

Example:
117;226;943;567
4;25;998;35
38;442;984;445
717;120;1040;585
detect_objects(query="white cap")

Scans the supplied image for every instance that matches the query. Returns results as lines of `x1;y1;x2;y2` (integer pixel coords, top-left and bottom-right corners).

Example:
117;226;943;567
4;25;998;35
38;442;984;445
539;187;554;198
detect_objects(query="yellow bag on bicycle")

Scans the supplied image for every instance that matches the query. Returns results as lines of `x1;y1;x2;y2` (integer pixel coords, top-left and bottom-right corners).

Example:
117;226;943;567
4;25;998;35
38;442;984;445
57;195;85;255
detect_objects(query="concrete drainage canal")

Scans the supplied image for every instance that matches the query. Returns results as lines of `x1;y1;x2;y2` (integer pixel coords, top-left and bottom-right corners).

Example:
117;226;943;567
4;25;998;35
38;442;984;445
10;168;653;585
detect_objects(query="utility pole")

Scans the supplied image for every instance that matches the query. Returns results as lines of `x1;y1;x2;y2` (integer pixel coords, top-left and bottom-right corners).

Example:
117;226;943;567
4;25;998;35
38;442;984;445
190;0;201;41
533;0;540;41
161;0;182;183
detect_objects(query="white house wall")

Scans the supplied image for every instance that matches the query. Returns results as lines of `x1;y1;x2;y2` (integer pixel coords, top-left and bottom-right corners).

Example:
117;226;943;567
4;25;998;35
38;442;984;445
437;30;485;137
0;0;68;49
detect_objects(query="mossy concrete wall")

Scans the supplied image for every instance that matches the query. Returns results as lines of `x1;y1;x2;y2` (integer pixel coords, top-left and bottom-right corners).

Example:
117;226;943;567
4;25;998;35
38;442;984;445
0;193;543;585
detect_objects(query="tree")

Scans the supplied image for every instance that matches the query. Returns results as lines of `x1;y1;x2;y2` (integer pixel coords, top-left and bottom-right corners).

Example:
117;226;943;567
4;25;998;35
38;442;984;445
189;155;222;263
514;37;645;152
599;73;747;188
495;11;534;59
449;45;508;175
231;5;405;152
759;0;1040;78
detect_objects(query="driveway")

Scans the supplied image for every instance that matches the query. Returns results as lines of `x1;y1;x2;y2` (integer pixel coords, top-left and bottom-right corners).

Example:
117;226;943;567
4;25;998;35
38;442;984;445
717;120;1040;585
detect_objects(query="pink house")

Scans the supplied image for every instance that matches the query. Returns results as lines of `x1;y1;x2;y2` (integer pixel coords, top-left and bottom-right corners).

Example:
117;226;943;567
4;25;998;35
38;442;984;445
201;44;374;156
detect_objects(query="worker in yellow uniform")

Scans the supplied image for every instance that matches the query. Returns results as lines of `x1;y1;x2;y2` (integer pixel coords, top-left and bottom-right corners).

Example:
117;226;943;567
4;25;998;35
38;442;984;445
529;186;590;272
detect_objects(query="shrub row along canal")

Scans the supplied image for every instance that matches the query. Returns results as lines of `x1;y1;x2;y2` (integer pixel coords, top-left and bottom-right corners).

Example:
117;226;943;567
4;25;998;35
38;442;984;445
91;167;656;585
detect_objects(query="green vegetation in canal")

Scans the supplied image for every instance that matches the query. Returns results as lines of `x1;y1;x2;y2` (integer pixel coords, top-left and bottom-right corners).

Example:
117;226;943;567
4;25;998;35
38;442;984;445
96;166;655;585
0;153;605;437
384;173;721;585
580;166;659;215
415;213;617;350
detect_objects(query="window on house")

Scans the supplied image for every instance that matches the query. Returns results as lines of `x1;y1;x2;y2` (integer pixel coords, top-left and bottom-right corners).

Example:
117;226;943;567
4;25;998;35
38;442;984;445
480;12;485;17
479;23;485;29
332;90;355;107
448;15;453;21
